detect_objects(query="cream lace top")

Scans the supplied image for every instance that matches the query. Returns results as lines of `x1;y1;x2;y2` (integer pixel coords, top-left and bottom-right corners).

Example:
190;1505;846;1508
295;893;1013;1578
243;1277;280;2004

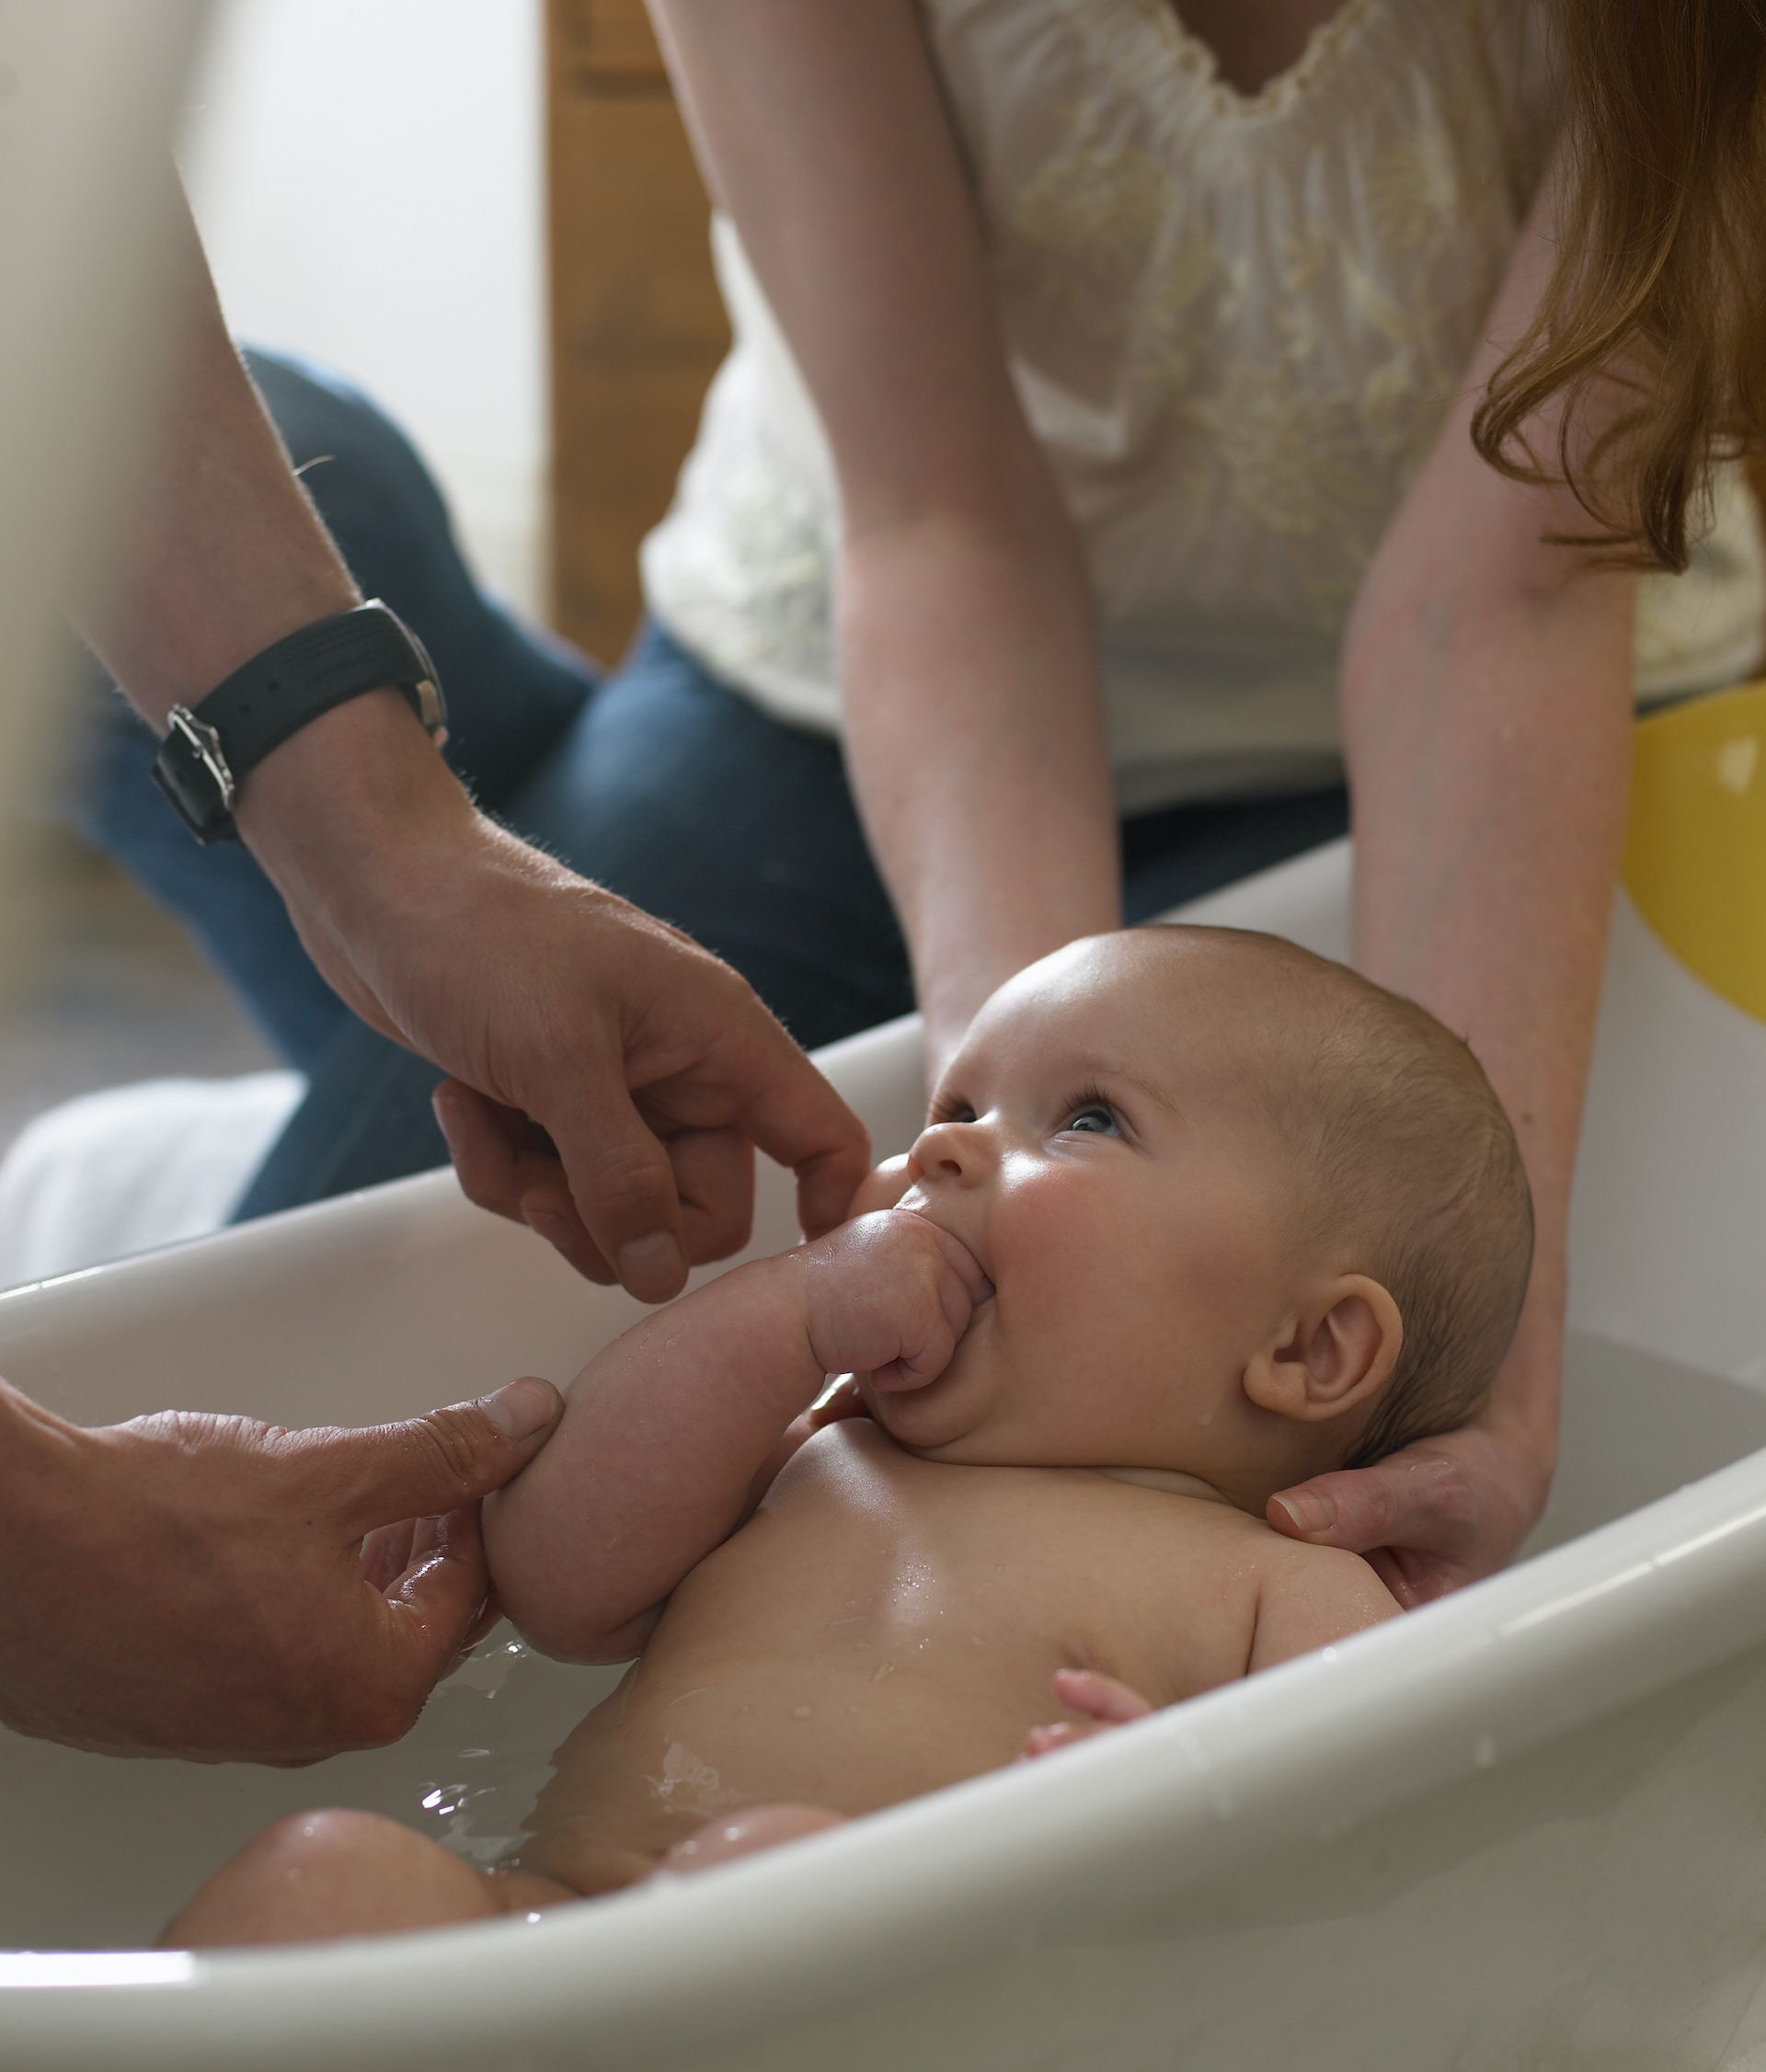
641;0;1766;813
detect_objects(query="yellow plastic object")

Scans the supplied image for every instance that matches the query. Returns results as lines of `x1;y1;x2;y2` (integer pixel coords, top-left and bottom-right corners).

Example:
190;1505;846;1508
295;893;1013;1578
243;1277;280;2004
1624;677;1766;1023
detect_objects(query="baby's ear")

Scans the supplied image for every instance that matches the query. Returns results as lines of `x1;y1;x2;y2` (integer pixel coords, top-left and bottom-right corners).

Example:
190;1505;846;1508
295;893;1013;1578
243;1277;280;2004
847;1152;916;1218
1243;1276;1403;1426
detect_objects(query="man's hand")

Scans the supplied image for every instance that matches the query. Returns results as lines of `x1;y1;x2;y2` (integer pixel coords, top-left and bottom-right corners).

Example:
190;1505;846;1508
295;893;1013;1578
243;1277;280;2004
1267;1412;1554;1608
0;1373;561;1763
78;210;869;1308
794;1208;991;1391
237;703;872;1305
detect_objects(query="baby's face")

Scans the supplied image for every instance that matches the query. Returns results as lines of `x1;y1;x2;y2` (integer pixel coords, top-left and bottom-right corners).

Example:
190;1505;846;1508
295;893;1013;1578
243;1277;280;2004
860;933;1303;1471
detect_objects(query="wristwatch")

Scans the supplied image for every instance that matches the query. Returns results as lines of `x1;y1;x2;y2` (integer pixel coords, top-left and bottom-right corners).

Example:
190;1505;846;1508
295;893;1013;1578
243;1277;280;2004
151;601;448;845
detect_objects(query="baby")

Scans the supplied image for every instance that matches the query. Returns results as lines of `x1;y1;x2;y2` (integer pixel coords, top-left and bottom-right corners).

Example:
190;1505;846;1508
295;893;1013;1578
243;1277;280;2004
164;925;1532;1946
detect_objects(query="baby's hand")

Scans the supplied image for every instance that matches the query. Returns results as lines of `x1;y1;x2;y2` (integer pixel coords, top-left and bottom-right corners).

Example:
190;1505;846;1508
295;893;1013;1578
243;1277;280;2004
846;1152;915;1217
794;1208;990;1391
1021;1668;1154;1759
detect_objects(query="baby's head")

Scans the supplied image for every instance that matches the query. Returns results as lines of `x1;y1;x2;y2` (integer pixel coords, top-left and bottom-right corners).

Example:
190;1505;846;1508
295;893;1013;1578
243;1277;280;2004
859;928;1532;1509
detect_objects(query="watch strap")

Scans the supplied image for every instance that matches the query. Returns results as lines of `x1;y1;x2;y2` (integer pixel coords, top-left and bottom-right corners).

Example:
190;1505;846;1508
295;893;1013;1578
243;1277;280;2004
152;601;446;844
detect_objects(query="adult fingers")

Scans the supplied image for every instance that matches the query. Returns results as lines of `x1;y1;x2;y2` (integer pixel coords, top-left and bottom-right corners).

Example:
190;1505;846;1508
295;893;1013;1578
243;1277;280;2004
317;1379;564;1541
433;1082;618;1283
361;1519;417;1593
727;1026;871;1240
547;1070;694;1302
1267;1449;1472;1556
663;1124;755;1265
360;1507;495;1742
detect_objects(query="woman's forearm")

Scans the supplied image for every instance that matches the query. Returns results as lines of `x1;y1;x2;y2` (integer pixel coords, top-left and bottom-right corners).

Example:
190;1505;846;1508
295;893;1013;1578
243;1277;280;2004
1343;557;1635;1472
840;491;1120;1070
653;0;1121;1070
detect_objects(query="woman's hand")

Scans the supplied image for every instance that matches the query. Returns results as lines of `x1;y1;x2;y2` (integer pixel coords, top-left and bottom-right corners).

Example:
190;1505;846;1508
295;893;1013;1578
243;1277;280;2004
1268;1399;1554;1608
1340;165;1634;1589
0;1374;562;1762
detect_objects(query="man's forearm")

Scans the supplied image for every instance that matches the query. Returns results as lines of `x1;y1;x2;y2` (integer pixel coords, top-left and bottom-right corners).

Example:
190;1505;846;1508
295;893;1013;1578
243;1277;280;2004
840;505;1120;1070
76;193;360;723
1342;567;1635;1462
72;187;476;1002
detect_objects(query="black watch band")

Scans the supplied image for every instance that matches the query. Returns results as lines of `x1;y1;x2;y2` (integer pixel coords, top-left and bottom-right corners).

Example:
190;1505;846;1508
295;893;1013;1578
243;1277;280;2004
151;601;448;845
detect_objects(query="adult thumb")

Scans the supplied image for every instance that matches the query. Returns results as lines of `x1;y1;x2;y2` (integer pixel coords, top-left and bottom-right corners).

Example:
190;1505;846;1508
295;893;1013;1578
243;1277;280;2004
323;1377;565;1540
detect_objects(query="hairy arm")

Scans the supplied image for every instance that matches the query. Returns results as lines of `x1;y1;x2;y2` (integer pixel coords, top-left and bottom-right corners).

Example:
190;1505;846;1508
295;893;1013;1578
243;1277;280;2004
75;191;867;1297
650;0;1119;1072
1273;170;1637;1599
483;1212;986;1662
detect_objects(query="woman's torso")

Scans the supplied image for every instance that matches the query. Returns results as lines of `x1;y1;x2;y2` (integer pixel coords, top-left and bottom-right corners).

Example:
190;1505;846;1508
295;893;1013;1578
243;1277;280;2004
641;0;1766;811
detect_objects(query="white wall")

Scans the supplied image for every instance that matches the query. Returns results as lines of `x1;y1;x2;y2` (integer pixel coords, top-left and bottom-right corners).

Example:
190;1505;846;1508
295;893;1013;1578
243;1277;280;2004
177;0;547;617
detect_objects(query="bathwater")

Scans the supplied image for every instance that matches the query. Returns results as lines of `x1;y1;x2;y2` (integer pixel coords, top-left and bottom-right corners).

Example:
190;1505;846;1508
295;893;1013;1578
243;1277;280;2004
0;1626;623;1950
401;1629;622;1869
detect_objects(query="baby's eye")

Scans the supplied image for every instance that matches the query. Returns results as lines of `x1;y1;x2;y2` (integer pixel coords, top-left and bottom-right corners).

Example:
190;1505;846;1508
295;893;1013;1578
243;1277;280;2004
1061;1101;1121;1138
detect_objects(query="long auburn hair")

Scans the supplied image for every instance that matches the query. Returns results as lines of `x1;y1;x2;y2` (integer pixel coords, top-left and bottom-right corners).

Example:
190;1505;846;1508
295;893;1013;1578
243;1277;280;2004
1472;0;1766;570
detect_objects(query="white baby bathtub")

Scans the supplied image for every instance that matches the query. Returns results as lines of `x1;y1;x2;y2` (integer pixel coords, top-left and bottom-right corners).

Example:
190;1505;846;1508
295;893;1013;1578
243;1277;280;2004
6;839;1766;2070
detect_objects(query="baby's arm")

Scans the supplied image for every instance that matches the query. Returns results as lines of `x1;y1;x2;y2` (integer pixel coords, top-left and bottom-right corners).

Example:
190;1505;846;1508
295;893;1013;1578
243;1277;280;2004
485;1210;986;1661
1246;1546;1401;1673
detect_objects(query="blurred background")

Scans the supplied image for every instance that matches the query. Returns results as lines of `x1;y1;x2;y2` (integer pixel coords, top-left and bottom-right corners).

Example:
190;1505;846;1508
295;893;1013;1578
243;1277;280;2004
0;0;724;1171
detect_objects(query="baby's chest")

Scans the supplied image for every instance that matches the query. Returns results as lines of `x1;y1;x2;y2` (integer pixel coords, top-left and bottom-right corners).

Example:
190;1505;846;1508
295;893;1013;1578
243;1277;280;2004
719;1448;1264;1708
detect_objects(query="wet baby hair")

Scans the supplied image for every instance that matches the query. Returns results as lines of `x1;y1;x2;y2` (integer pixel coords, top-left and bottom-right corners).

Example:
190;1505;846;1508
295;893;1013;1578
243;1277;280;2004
1139;926;1535;1468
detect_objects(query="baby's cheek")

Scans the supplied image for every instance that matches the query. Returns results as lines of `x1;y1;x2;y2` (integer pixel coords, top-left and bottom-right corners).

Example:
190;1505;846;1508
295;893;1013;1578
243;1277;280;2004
848;1154;914;1219
992;1170;1125;1329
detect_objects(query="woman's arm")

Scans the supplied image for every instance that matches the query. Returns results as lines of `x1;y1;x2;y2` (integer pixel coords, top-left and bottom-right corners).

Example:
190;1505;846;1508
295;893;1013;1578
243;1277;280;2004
1271;174;1637;1600
650;0;1120;1072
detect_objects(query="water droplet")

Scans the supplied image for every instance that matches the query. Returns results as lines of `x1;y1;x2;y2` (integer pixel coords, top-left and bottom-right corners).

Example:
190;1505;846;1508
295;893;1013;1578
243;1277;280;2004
791;1703;814;1720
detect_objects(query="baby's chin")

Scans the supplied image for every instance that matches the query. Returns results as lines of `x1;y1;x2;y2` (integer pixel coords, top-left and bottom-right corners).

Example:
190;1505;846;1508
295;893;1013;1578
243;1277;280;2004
861;1339;998;1455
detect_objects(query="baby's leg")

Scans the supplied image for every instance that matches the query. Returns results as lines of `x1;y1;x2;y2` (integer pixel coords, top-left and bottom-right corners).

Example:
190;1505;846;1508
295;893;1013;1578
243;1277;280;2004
160;1809;576;1951
657;1803;845;1877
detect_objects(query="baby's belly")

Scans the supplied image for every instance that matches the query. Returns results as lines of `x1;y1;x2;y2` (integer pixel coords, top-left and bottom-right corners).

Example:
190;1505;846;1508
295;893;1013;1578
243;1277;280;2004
513;1511;1068;1893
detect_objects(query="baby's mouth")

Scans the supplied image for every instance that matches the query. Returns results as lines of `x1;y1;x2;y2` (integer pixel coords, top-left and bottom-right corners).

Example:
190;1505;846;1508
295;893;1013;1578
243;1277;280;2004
898;1196;994;1298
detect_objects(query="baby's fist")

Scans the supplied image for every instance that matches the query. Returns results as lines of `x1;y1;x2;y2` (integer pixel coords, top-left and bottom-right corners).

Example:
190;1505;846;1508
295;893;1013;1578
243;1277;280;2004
796;1209;990;1391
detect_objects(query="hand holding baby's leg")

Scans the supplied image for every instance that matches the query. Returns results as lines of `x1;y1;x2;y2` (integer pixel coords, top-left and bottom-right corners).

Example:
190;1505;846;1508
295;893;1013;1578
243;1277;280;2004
159;1809;575;1949
1021;1667;1153;1758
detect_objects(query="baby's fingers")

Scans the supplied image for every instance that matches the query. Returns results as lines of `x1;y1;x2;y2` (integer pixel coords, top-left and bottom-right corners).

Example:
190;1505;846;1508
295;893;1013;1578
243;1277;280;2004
1021;1721;1090;1760
1052;1666;1155;1726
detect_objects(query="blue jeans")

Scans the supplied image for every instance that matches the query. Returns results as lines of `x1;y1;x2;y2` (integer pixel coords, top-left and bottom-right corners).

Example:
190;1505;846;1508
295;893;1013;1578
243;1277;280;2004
77;352;1348;1218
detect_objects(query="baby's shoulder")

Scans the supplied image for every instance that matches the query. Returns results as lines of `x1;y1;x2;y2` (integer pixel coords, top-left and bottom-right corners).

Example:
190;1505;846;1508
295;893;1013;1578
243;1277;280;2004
1244;1532;1403;1672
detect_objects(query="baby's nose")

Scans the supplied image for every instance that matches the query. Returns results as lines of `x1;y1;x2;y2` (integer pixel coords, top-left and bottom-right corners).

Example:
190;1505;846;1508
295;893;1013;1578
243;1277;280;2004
910;1118;982;1182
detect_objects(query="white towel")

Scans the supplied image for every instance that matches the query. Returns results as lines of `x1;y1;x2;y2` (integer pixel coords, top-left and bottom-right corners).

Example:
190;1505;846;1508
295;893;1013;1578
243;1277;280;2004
0;1071;305;1288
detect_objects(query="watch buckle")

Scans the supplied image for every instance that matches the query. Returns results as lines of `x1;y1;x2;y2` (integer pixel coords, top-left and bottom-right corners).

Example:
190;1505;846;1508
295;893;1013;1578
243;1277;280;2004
166;704;236;811
411;675;448;746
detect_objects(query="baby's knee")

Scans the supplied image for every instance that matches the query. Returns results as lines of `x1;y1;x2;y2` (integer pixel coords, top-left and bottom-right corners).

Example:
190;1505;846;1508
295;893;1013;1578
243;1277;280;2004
161;1807;495;1950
